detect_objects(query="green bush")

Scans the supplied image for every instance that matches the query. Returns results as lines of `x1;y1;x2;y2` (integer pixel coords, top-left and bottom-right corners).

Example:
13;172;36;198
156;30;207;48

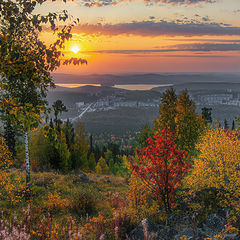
70;187;98;216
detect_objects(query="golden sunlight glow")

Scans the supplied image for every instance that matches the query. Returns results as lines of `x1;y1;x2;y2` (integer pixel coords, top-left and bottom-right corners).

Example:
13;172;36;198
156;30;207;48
70;45;81;54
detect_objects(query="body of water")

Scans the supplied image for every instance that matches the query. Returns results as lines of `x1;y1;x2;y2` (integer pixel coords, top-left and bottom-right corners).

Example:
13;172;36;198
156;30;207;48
114;84;173;90
55;83;173;90
56;83;102;88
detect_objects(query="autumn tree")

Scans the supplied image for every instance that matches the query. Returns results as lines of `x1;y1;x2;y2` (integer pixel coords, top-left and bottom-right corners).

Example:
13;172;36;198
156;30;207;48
137;123;152;148
96;157;110;175
153;89;205;157
154;88;177;133
0;139;25;203
0;0;86;194
72;122;89;170
30;127;53;170
175;90;205;155
185;128;240;212
130;128;189;212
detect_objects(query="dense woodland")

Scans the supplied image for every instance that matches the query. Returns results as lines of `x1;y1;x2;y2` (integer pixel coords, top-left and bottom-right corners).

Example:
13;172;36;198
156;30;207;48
0;0;240;239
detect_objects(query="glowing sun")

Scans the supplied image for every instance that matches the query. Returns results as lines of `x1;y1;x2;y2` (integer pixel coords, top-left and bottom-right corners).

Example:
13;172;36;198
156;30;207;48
70;45;81;54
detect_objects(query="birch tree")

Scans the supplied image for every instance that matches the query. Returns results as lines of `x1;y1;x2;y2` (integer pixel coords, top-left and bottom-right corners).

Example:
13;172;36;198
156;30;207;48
0;0;86;198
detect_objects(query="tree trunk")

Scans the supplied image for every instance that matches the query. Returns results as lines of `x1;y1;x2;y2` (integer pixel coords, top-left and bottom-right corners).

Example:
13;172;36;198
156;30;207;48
24;131;31;199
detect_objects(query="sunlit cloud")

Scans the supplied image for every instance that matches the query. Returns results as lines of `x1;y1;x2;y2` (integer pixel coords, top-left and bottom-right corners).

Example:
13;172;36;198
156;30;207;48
80;0;215;7
73;20;240;37
81;43;240;54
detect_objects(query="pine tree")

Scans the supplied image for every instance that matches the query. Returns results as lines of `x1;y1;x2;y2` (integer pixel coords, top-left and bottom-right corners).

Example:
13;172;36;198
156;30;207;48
104;149;114;164
63;119;74;149
58;131;71;173
232;120;235;130
93;144;101;163
201;107;212;125
224;119;229;130
52;100;68;131
72;122;89;171
154;88;177;133
3;117;16;157
88;152;96;171
175;90;204;155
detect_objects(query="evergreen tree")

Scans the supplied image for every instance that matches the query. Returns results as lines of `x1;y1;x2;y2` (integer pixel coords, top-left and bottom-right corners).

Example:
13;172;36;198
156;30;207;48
175;90;204;155
3;117;16;157
58;131;71;172
109;158;115;174
107;142;120;162
224;119;229;130
52;100;68;131
96;157;110;175
88;152;96;172
201;107;212;125
154;88;177;133
63;119;74;149
93;144;101;163
232;120;235;130
89;134;93;153
72;122;89;170
104;149;114;164
47;120;60;169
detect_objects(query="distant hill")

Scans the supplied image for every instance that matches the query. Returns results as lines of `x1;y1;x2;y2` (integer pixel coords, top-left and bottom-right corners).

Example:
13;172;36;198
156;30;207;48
52;72;240;86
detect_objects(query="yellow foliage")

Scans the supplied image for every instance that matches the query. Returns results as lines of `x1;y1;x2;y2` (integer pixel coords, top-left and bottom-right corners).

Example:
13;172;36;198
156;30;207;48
0;140;25;203
126;174;159;223
185;128;240;213
206;223;238;240
96;157;111;175
47;191;68;211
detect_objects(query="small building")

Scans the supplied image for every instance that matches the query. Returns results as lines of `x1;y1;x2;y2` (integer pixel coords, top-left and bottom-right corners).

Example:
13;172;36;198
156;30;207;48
76;102;84;108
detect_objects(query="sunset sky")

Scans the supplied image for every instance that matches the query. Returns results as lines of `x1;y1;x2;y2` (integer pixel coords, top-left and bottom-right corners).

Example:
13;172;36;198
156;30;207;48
37;0;240;74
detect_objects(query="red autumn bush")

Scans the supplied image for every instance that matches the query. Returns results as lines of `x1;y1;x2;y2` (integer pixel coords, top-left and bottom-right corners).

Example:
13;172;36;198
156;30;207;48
130;128;190;212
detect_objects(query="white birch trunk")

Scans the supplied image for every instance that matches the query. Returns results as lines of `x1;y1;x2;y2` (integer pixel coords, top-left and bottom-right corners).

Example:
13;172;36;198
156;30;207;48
24;132;31;193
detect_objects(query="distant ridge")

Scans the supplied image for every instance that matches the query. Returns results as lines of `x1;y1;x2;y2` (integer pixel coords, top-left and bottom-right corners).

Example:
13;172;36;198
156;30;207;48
52;73;240;85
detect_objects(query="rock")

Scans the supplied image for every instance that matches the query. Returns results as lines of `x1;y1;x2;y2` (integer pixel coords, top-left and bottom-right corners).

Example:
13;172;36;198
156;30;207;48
232;234;240;240
128;218;164;240
128;212;231;240
73;173;93;184
175;227;211;240
203;214;227;236
218;208;230;219
174;227;196;240
224;234;239;240
167;214;192;232
99;232;108;240
79;173;90;183
197;228;212;240
158;227;178;240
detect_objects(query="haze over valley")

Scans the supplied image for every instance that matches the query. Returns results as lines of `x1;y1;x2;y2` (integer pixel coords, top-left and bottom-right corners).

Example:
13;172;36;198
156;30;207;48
48;72;240;135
